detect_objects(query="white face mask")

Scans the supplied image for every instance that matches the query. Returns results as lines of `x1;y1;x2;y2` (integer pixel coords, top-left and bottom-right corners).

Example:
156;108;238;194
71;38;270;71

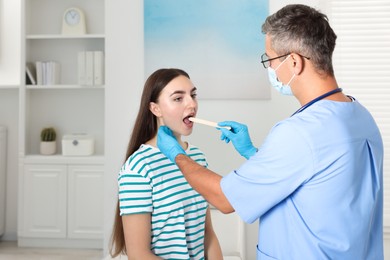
267;55;295;96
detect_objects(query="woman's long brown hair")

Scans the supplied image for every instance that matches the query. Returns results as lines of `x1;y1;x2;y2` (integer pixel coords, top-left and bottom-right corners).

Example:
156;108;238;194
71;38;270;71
109;68;190;257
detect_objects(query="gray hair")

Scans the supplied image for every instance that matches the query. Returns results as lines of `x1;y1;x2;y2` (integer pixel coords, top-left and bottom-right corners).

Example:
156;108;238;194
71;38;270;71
262;4;337;75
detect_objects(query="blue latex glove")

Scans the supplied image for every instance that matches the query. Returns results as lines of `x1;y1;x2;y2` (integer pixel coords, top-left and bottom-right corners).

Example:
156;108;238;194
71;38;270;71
218;121;257;159
157;126;186;163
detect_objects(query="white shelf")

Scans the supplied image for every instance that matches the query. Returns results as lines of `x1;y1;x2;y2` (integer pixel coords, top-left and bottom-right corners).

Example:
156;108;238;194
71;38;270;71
26;85;105;89
26;34;105;40
21;0;106;156
0;85;19;89
23;155;104;165
21;0;106;163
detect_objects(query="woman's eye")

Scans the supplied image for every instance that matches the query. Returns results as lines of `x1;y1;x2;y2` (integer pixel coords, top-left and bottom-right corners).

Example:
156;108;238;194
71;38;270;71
173;96;183;102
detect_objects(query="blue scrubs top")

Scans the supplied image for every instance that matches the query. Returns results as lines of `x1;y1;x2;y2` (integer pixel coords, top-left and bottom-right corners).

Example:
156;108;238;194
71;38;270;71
221;99;384;260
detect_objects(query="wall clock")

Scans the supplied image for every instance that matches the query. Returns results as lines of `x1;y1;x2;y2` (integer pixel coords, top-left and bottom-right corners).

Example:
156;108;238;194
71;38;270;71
61;7;87;35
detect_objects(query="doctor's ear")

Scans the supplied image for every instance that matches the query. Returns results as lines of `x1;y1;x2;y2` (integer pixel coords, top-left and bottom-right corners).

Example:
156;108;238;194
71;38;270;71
149;102;162;117
291;53;304;75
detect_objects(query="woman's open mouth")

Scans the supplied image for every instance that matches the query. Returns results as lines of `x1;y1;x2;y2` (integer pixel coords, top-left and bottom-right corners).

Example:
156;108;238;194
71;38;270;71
183;115;194;127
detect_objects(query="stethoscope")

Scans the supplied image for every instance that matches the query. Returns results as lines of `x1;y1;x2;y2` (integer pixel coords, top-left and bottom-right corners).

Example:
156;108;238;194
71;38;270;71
291;88;343;116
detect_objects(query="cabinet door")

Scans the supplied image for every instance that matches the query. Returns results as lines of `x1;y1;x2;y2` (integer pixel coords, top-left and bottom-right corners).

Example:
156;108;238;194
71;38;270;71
22;164;67;238
68;165;104;239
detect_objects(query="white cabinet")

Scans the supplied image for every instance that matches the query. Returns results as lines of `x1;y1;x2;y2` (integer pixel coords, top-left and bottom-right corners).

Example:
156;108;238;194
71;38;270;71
68;165;104;240
22;164;67;238
19;162;104;248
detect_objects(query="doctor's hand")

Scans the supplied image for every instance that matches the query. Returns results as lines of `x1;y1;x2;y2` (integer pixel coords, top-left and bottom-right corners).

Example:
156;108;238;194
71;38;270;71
157;126;186;163
218;121;257;159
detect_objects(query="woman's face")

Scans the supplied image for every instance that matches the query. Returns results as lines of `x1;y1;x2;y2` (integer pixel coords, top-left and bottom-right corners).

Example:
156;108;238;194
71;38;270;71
150;75;198;137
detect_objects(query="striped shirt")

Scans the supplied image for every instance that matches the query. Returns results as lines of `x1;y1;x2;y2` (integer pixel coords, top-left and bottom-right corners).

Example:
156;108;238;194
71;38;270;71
118;144;209;259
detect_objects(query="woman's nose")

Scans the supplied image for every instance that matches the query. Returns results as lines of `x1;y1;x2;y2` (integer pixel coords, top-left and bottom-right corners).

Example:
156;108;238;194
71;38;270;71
186;96;197;108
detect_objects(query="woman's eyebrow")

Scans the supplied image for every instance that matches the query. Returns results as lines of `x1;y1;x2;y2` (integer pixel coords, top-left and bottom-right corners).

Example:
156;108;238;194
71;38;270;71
169;87;197;96
169;90;185;96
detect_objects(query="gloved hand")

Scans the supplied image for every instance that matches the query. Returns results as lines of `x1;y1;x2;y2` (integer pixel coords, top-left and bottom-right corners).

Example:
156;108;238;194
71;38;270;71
218;121;257;159
157;126;186;163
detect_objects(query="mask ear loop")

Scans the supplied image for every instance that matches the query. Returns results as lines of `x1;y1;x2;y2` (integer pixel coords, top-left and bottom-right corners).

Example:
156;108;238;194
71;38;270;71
275;55;291;71
285;73;296;86
274;55;294;84
286;55;299;85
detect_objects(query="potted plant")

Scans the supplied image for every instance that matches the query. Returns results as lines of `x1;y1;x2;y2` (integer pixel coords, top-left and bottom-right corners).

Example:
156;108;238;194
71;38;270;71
40;127;56;155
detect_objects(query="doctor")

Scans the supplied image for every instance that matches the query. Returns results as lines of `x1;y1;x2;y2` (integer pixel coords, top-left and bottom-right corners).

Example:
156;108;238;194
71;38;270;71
157;4;384;259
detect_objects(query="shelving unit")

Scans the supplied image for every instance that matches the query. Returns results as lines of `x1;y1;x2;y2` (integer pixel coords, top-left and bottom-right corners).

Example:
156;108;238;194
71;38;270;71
21;0;105;158
18;0;105;249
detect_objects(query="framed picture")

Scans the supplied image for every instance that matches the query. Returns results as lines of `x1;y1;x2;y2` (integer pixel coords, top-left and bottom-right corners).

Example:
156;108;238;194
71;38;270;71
144;0;270;100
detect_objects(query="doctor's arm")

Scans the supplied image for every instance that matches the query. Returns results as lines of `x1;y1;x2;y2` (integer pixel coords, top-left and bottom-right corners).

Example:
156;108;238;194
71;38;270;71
157;126;234;213
176;154;234;213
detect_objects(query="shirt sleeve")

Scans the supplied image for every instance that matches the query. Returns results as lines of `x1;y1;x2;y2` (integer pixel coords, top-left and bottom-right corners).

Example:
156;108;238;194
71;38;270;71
220;120;315;223
187;144;208;168
118;168;153;215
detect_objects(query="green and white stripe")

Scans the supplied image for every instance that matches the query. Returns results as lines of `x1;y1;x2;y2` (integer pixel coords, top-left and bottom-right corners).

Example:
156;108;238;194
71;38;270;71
118;144;209;259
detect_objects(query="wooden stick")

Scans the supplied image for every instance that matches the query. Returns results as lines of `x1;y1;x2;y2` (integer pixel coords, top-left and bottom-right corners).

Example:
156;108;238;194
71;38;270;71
189;117;231;130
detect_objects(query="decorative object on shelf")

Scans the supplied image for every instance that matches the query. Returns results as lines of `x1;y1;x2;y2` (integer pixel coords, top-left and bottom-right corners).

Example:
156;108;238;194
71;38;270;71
61;7;87;35
62;133;94;156
40;127;57;155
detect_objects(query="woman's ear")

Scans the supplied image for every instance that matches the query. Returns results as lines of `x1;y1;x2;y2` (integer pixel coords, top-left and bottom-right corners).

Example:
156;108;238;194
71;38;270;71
149;102;162;117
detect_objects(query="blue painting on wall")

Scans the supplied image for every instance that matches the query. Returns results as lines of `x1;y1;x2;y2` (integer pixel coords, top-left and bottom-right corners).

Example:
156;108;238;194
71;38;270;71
144;0;269;99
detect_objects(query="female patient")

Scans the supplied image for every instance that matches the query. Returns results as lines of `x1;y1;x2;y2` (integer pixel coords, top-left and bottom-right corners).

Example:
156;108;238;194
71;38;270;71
110;68;223;259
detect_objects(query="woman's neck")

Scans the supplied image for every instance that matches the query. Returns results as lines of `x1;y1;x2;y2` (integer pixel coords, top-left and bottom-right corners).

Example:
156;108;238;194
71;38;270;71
146;133;188;150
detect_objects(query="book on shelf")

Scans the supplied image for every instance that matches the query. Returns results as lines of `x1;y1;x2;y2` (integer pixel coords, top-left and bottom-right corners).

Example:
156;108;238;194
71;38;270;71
78;51;86;85
26;62;36;85
35;61;43;85
85;51;94;85
35;61;61;85
78;50;104;86
94;51;104;85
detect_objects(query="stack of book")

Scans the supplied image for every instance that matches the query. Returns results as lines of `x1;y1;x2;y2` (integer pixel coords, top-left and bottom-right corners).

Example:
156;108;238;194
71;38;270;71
35;61;61;85
26;61;60;85
78;51;104;86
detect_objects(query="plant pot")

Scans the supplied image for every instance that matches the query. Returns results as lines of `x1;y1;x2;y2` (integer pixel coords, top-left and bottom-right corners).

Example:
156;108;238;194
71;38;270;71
40;141;56;155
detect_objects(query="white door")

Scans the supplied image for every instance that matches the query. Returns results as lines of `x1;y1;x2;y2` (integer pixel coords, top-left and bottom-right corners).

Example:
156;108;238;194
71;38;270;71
22;164;67;238
68;165;104;239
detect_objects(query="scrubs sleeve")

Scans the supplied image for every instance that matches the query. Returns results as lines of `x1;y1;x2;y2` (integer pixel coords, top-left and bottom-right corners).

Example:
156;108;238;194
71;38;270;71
221;120;315;223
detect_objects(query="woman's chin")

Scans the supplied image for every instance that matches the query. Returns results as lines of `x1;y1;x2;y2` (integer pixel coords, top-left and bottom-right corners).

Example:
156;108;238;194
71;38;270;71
181;128;193;137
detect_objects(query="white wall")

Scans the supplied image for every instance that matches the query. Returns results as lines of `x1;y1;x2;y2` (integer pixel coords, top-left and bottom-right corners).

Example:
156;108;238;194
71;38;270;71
0;0;22;86
0;0;21;241
104;0;144;255
0;91;18;241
